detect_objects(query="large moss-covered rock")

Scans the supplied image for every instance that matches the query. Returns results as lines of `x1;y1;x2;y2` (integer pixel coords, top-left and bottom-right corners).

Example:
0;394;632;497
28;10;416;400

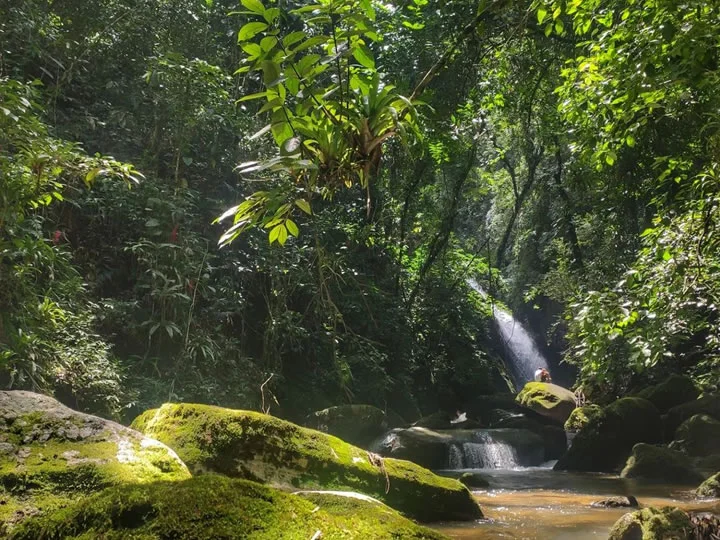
0;391;189;533
673;414;720;457
564;404;603;433
516;382;576;425
665;394;720;436
132;403;482;522
10;475;447;539
555;397;662;472
304;404;399;448
635;374;699;413
620;443;705;484
608;507;692;540
697;472;720;498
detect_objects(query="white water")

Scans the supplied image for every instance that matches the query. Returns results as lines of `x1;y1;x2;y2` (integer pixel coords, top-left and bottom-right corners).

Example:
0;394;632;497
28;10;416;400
447;432;522;469
468;280;549;389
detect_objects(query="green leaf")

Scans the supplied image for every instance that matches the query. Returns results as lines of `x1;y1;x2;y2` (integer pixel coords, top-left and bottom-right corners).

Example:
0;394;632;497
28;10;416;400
249;123;273;140
239;22;268;41
286;219;299;237
277;224;288;245
241;0;265;14
626;134;636;147
262;60;281;86
537;7;548;24
352;46;375;69
283;31;306;49
295;199;312;215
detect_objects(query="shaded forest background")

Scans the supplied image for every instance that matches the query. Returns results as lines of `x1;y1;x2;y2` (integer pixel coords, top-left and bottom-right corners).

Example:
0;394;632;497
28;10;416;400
1;0;718;422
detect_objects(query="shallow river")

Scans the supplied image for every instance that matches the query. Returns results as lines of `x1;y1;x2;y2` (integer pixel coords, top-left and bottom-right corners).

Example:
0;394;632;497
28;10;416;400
431;467;720;539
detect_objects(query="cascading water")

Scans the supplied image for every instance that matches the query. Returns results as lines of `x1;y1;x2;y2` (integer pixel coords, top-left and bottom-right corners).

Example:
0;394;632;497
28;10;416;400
468;279;549;389
447;430;538;469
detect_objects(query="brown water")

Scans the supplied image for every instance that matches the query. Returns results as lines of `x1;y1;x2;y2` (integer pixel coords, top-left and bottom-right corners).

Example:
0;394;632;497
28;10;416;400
432;467;720;539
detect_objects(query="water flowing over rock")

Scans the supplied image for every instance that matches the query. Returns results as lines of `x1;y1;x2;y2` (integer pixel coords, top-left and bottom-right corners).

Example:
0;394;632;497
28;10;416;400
468;280;549;388
374;427;544;470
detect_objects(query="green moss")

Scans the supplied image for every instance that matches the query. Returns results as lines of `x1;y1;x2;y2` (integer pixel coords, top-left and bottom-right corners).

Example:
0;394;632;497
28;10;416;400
564;405;602;432
608;506;692;540
697;472;720;498
673;414;720;457
665;394;720;435
132;403;482;522
620;443;704;484
0;392;190;534
635;375;699;413
555;397;662;472
11;475;449;539
516;383;576;425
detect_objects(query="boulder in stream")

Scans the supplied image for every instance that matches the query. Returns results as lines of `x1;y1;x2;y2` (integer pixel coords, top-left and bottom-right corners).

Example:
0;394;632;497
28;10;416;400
697;472;720;498
458;472;490;488
608;507;692;540
0;391;190;534
132;403;482;522
620;443;705;484
634;374;699;413
673;414;720;457
555;397;662;472
9;474;447;539
665;394;720;436
304;404;401;448
516;382;577;425
591;496;639;508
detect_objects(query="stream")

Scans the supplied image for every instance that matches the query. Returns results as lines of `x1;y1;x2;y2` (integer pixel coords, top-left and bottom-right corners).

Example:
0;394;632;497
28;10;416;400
431;466;720;539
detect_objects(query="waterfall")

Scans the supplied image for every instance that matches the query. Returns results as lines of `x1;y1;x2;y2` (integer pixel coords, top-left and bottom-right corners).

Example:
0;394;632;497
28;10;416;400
468;279;549;388
447;430;528;469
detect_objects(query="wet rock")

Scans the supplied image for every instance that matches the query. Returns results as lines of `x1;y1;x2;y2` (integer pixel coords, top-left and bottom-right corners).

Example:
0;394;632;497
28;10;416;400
412;411;455;430
458;472;490;488
634;374;699;413
132;403;482;522
621;443;705;484
697;472;720;498
0;391;189;534
372;427;451;469
673;414;720;457
608;507;692;540
492;415;567;460
10;475;448;540
304;404;400;448
591;496;639;508
516;382;577;425
555;397;662;472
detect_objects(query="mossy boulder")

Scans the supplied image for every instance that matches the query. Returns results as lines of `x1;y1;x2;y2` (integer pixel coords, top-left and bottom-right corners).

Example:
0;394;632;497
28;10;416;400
665;394;720;436
131;403;482;522
304;404;399;448
635;374;700;413
673;414;720;457
620;443;705;484
608;507;692;540
564;404;603;432
555;397;662;472
516;382;576;425
10;475;448;539
0;391;189;533
697;472;720;498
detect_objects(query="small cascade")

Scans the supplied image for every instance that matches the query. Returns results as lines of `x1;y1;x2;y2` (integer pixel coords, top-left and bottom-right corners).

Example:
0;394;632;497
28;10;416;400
446;430;538;469
468;279;549;388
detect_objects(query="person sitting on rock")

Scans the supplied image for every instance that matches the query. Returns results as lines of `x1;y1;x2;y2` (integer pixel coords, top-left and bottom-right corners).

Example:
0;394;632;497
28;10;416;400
534;367;552;383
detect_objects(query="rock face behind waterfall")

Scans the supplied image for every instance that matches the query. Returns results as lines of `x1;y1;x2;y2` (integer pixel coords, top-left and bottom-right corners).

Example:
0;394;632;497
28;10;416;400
555;397;662;472
0;391;190;533
303;404;400;448
132;403;482;522
516;382;577;425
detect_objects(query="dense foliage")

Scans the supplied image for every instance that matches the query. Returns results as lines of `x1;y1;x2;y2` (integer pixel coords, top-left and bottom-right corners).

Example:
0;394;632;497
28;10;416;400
1;0;718;418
